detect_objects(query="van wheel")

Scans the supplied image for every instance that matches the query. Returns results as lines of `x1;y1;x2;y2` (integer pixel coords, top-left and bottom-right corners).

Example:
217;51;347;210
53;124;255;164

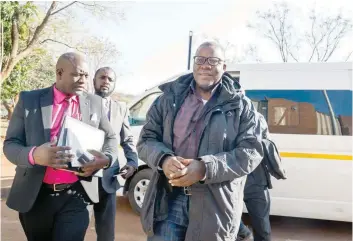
128;168;152;215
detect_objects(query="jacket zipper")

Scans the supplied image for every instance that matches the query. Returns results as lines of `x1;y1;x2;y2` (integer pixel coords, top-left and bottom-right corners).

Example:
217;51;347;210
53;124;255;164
196;101;240;155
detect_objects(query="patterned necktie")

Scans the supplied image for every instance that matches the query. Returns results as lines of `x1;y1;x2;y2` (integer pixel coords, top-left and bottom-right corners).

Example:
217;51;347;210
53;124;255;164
56;98;73;147
59;97;72;127
65;97;72;117
104;98;110;120
64;97;81;120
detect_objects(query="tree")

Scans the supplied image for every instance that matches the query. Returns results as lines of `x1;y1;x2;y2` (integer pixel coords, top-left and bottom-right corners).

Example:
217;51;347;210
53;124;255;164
248;2;353;62
1;1;123;84
0;2;54;119
79;36;120;71
77;36;120;93
1;2;40;76
1;51;55;119
248;2;352;135
0;1;122;118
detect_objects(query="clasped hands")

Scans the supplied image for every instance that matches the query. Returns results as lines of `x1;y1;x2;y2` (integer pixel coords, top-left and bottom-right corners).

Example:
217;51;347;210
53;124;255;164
161;156;206;187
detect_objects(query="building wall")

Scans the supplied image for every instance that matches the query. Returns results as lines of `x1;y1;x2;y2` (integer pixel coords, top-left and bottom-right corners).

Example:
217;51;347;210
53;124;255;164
267;98;319;135
338;115;352;135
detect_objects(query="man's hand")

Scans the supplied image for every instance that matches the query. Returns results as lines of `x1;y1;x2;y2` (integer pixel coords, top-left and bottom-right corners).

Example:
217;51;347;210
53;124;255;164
33;137;73;168
162;156;186;179
169;159;206;187
76;149;110;177
120;164;137;179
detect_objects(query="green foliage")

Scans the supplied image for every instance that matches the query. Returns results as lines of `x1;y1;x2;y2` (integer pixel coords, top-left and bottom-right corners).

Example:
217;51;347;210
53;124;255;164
0;1;122;102
1;53;55;101
1;62;27;101
1;1;39;57
1;2;53;101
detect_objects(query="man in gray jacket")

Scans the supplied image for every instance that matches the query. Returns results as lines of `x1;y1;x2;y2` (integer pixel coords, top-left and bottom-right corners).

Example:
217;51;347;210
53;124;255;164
137;42;265;241
3;53;118;241
93;67;139;241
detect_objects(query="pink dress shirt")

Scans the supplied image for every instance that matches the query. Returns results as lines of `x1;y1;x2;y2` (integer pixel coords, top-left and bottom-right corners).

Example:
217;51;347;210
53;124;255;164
29;85;80;184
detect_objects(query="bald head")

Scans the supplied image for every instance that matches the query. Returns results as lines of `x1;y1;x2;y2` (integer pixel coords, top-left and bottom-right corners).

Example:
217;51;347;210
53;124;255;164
195;41;225;60
55;52;89;96
56;52;86;70
94;67;116;98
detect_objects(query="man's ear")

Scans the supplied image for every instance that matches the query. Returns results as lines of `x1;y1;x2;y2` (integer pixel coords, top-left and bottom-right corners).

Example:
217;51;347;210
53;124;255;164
223;63;227;71
56;68;63;76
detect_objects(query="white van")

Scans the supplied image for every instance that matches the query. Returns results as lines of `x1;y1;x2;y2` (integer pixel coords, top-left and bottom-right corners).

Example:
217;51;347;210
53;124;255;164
118;62;352;222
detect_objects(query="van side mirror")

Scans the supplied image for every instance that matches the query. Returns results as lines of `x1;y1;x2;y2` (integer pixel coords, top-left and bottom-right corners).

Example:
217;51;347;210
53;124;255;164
129;117;136;126
129;117;146;126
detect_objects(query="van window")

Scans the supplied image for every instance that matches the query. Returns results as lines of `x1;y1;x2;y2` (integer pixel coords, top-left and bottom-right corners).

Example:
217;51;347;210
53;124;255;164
246;90;352;136
129;92;162;126
326;90;352;136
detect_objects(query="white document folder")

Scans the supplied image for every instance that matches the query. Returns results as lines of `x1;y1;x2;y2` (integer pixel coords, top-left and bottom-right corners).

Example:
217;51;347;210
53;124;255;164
57;116;105;168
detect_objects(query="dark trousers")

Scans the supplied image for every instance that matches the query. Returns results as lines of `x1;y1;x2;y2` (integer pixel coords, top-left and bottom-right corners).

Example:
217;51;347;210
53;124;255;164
147;190;189;241
243;184;271;241
93;178;117;241
19;182;90;241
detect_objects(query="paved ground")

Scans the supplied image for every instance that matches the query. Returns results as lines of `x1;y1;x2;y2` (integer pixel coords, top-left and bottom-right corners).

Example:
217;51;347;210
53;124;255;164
1;196;352;241
1;197;146;241
1;165;352;241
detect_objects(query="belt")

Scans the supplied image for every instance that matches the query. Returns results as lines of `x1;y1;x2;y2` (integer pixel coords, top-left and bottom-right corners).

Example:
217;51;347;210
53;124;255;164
173;186;192;196
43;183;75;192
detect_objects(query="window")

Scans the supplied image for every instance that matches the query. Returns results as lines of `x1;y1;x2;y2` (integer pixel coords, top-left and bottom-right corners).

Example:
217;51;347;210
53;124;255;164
129;92;162;126
246;90;352;136
326;90;352;136
273;107;287;126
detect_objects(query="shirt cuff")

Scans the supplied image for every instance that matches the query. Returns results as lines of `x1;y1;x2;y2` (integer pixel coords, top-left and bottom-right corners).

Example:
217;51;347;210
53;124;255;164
103;154;113;169
158;154;174;169
157;154;174;174
28;147;37;165
198;157;207;183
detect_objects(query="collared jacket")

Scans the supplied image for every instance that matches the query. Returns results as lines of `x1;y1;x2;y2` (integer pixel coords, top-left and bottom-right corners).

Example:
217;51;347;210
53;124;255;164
137;73;264;241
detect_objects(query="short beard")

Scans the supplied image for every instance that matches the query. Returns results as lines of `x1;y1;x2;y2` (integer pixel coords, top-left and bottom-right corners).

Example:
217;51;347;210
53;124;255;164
197;81;220;92
95;89;113;98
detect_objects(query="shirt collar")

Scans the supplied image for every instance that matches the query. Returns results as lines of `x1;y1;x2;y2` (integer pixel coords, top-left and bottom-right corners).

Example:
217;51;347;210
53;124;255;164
103;96;111;102
53;85;78;104
102;96;111;106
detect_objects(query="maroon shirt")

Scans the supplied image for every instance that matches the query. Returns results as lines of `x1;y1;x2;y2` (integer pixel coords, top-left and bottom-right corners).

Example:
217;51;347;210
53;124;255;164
172;82;219;159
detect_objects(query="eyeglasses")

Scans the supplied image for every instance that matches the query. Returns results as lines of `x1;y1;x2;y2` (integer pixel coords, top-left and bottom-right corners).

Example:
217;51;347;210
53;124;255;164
193;56;224;66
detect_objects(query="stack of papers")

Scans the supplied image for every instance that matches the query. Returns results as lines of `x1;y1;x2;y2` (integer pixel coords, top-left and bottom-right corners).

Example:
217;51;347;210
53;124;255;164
57;116;105;167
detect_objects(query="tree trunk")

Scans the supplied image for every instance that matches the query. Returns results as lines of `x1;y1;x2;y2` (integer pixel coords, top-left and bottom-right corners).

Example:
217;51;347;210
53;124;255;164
3;101;14;120
1;69;11;84
1;49;32;85
0;1;58;86
2;94;19;120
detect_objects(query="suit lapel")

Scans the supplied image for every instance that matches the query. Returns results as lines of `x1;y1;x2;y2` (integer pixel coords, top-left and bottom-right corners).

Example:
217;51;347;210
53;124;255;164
79;93;90;124
40;87;54;142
